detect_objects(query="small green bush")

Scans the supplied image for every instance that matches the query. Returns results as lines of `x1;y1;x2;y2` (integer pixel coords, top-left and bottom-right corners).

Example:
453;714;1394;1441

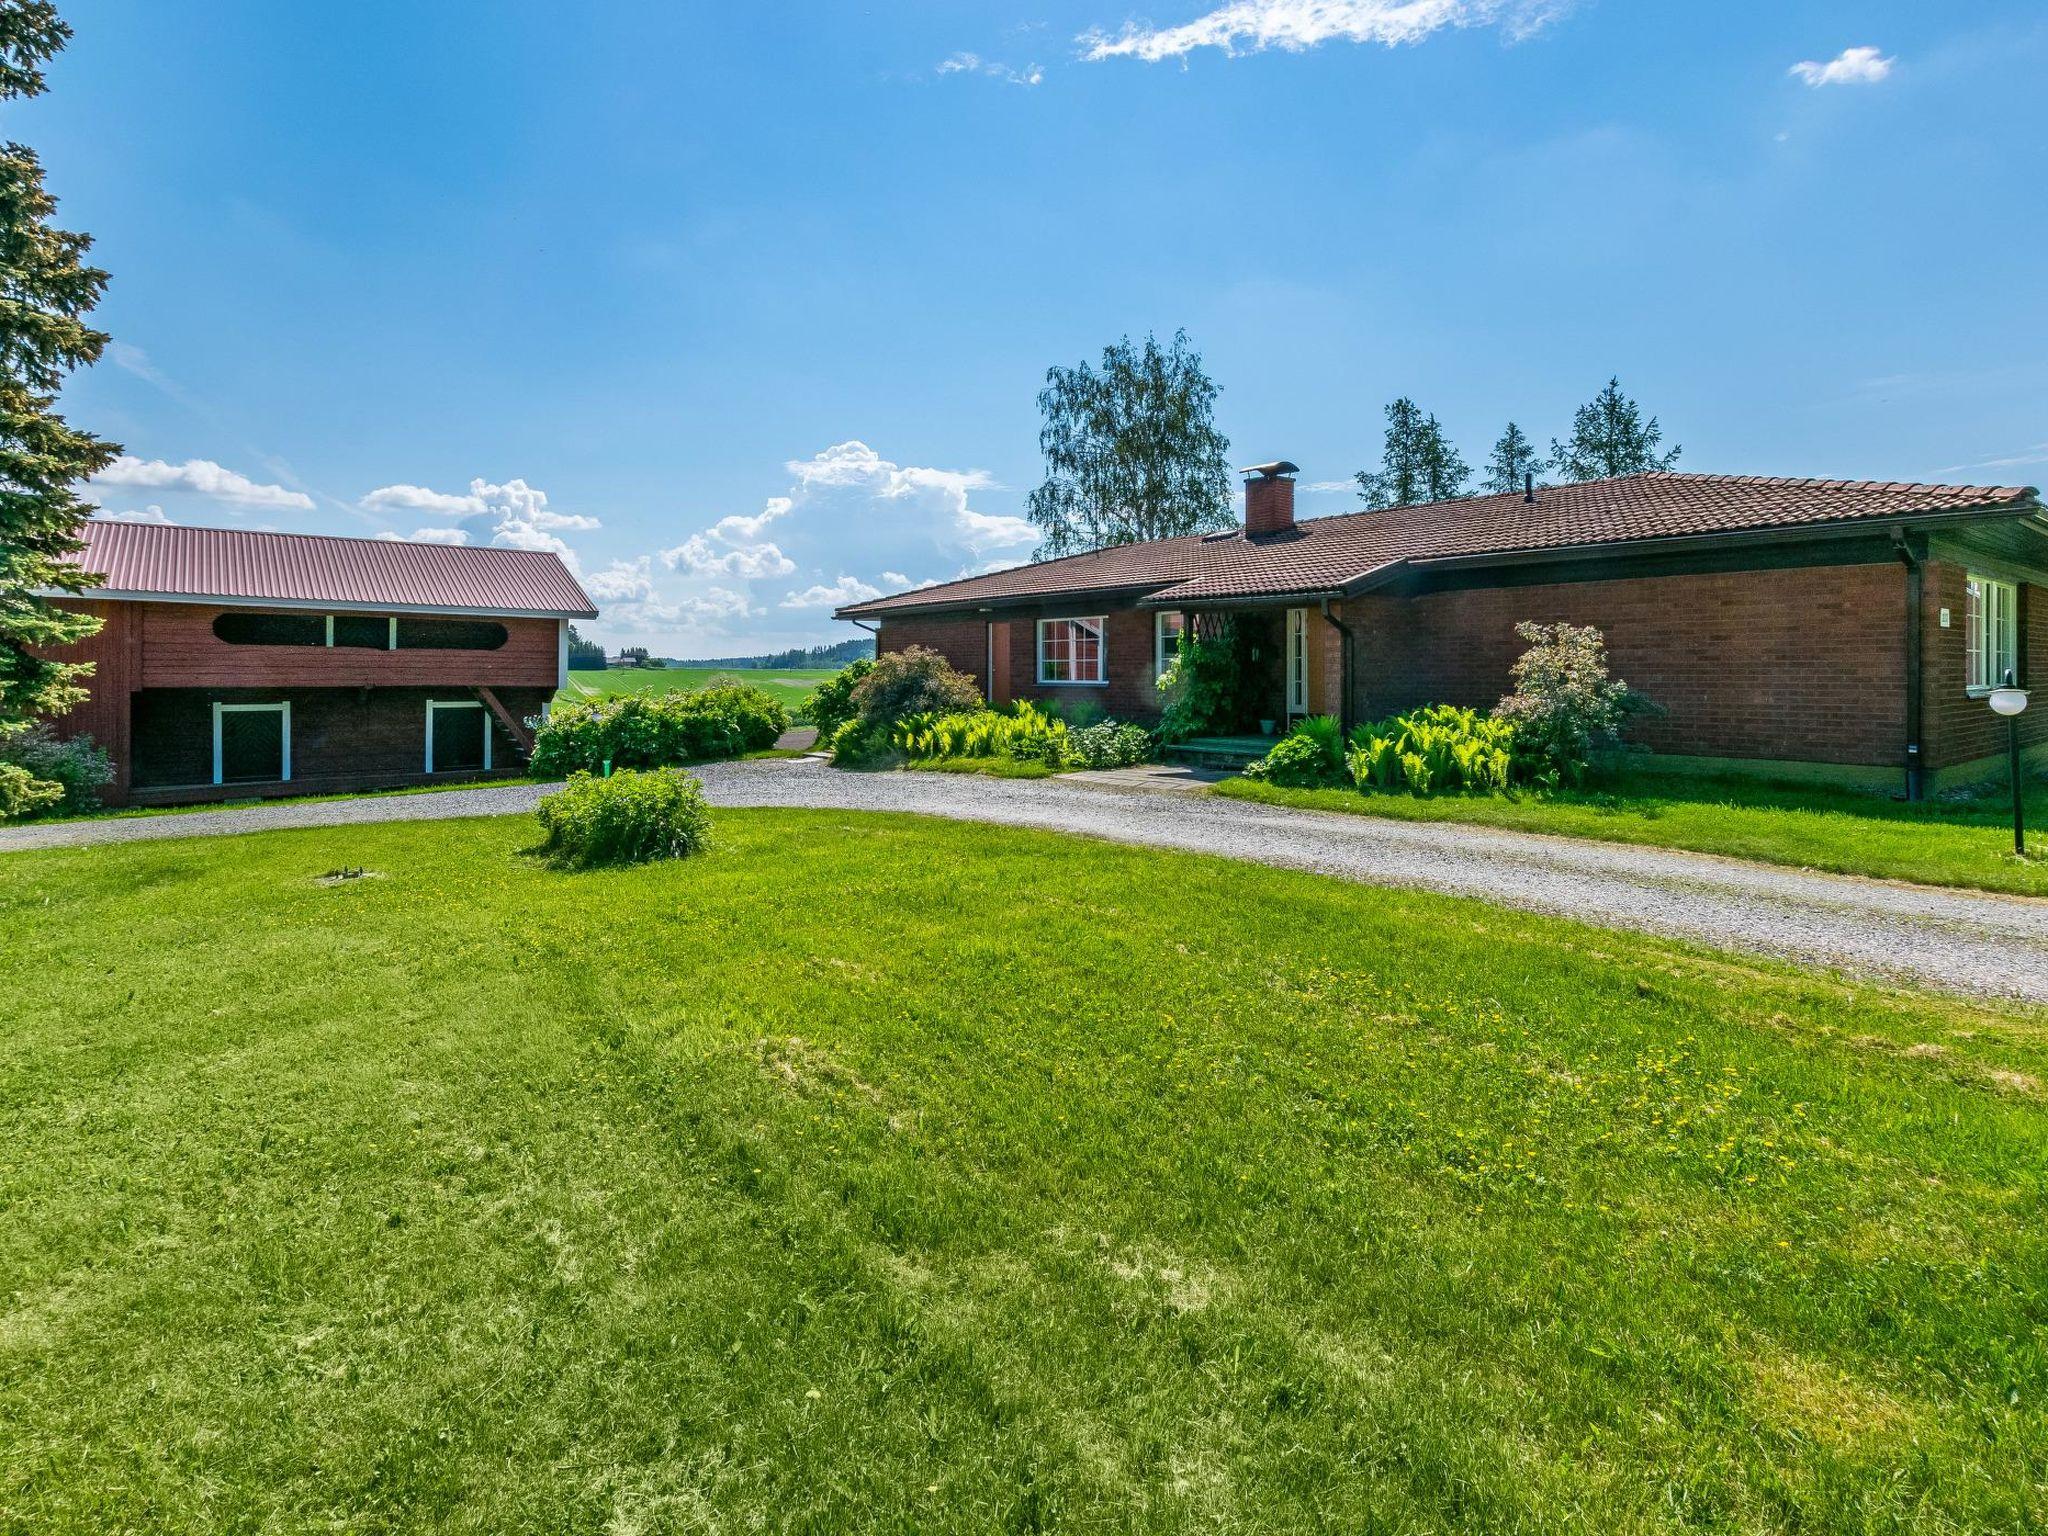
1065;721;1152;771
804;658;873;737
534;768;712;868
1244;715;1346;788
1344;704;1516;795
0;726;114;817
1157;620;1247;741
530;684;787;777
830;717;900;768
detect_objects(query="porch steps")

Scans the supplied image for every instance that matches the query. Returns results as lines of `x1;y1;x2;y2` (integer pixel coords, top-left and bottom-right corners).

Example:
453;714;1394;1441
1162;735;1278;771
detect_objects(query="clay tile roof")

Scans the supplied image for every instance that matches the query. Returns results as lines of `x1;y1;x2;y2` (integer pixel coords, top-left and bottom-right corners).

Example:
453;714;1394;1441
838;471;2040;617
71;520;597;618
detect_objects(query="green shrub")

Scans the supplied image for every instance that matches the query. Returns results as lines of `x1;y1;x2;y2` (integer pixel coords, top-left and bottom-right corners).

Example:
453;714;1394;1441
530;683;787;777
1243;715;1346;788
803;658;872;737
1041;696;1106;731
0;726;114;816
1065;721;1152;770
892;701;1070;767
534;768;712;868
849;647;984;733
1496;621;1646;786
1343;704;1517;795
1157;620;1247;741
0;761;63;821
829;717;900;768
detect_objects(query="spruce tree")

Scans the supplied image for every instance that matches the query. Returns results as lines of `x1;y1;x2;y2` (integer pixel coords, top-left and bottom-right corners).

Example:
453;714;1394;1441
0;1;117;752
1354;397;1468;509
1025;331;1233;559
1549;377;1680;482
1482;421;1544;495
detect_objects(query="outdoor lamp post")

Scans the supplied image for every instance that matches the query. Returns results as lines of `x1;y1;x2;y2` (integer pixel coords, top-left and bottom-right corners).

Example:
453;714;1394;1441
1988;669;2030;856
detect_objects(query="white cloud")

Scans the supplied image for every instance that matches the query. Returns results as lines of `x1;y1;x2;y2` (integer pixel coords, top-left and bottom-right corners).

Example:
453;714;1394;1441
90;455;315;512
660;535;798;579
608;586;760;633
780;576;883;610
709;495;793;544
1790;46;1893;87
584;556;658;602
357;476;599;569
785;441;1032;552
96;504;173;524
1079;0;1570;62
359;483;481;517
881;570;942;591
937;50;1045;85
374;528;471;546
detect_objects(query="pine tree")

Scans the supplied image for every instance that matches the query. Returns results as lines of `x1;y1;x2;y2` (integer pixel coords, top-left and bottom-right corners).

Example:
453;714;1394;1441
1549;377;1680;482
1025;331;1233;560
1354;398;1468;509
1482;421;1544;495
0;1;117;754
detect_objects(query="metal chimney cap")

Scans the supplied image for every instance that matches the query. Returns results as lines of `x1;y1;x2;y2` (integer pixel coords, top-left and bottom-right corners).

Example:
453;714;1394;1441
1240;460;1299;479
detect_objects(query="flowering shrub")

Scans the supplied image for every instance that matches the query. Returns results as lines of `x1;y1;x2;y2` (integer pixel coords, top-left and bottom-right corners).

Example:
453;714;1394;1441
529;684;787;777
1347;704;1517;795
1496;621;1644;785
0;726;114;817
534;768;712;868
1065;721;1152;770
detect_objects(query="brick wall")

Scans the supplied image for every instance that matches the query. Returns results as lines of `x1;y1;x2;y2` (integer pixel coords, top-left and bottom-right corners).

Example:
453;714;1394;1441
879;610;1172;719
1341;561;1909;767
129;685;551;797
1921;560;2047;772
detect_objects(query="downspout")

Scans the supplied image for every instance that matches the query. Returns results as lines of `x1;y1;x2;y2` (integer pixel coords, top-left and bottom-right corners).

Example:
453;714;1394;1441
1894;533;1924;801
1319;599;1355;737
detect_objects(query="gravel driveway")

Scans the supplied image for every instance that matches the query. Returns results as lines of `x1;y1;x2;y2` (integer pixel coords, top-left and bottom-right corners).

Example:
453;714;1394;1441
5;758;2044;1004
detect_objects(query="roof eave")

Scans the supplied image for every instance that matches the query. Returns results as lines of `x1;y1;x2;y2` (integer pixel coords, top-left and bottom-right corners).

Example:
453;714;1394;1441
41;587;597;620
837;578;1183;622
1402;495;2045;577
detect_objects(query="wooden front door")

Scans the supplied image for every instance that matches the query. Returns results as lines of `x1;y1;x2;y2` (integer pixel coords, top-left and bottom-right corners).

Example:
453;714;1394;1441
988;621;1011;705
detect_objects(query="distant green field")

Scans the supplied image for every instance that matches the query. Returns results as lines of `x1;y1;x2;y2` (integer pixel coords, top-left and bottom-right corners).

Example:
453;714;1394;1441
557;667;834;713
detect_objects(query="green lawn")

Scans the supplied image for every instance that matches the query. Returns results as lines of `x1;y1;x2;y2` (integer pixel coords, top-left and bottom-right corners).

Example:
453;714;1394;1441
1217;770;2048;897
3;812;2044;1531
558;666;833;713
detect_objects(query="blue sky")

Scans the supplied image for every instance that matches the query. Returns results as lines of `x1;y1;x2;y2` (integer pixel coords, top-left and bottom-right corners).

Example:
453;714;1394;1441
29;1;2048;651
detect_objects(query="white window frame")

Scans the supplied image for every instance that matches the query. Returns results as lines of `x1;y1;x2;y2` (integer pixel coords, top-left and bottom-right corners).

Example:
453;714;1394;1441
1286;607;1309;716
425;699;491;774
1036;616;1108;687
211;701;291;786
1965;572;2020;693
320;614;398;649
1154;611;1185;680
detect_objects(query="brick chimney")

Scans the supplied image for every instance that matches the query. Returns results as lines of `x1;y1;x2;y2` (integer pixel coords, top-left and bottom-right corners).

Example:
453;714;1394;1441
1242;461;1298;536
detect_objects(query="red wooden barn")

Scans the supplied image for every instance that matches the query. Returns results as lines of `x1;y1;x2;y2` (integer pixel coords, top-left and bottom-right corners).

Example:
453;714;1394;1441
40;520;598;806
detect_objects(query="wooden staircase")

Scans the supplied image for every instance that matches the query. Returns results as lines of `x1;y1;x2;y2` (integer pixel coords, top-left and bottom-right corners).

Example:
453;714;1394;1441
475;687;536;765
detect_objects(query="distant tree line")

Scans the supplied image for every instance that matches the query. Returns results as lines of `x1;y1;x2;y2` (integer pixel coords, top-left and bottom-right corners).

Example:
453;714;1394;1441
1355;377;1681;510
661;637;876;671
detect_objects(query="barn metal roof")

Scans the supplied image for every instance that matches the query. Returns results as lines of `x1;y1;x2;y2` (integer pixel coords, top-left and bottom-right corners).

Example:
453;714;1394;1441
69;520;598;618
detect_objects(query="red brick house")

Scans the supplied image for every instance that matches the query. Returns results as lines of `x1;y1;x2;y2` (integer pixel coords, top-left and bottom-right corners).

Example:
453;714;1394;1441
40;520;596;805
839;466;2047;796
